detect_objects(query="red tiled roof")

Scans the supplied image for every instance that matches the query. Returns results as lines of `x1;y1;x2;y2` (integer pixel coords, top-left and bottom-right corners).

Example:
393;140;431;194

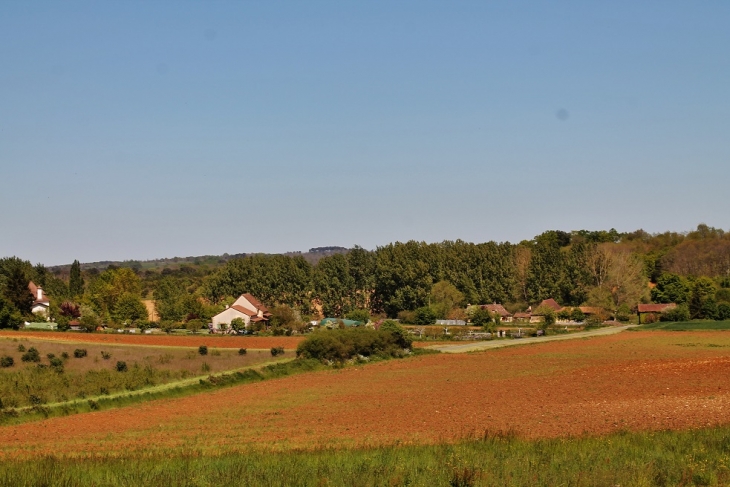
579;306;603;315
513;312;531;319
231;305;257;317
243;293;268;312
539;298;562;311
481;304;512;317
638;303;677;313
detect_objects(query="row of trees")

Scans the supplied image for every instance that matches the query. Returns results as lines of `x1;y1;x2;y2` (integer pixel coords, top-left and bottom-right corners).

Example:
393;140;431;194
2;224;729;330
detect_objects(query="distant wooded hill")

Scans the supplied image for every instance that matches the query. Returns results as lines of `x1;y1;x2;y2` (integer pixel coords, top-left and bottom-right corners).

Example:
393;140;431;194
48;247;351;274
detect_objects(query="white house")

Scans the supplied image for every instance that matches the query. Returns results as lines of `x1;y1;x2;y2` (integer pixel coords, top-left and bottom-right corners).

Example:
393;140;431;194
210;293;271;331
28;281;50;317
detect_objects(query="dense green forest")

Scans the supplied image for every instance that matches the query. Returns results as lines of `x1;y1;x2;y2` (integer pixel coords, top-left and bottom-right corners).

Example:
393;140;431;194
1;224;729;330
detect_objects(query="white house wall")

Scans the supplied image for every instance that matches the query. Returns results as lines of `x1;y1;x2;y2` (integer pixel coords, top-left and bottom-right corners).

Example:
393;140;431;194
211;308;250;330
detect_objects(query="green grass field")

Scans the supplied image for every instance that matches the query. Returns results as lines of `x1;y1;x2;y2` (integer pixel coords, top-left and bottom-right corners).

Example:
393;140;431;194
634;320;730;331
1;426;729;486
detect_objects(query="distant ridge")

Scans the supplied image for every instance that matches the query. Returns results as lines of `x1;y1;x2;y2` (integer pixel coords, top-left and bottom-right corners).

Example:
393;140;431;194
48;247;351;273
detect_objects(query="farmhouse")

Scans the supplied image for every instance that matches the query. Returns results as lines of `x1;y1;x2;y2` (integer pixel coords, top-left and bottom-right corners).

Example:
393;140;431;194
28;281;50;317
210;293;271;331
530;298;564;323
481;303;513;323
638;303;677;324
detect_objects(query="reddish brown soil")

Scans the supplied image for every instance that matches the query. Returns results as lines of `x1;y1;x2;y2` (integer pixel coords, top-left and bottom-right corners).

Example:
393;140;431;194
2;331;730;458
0;331;303;349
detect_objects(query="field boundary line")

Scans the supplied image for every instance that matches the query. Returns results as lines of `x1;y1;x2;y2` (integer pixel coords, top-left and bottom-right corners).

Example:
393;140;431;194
429;325;636;353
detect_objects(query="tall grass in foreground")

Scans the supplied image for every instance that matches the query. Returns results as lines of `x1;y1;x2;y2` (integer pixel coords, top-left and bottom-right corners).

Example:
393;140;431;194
2;426;730;486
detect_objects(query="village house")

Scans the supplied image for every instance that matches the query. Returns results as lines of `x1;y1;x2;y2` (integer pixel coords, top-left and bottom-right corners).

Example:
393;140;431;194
210;293;271;332
480;303;513;323
28;281;50;317
530;298;564;323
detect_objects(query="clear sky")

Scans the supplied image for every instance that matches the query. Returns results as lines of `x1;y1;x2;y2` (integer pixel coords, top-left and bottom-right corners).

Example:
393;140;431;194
1;1;729;266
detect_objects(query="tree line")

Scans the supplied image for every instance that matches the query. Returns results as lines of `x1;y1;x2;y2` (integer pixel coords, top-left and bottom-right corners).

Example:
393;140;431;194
1;224;729;330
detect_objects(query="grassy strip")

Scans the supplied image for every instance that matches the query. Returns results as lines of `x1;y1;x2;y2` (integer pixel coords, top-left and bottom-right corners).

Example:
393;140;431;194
0;358;311;426
1;426;730;486
632;320;730;331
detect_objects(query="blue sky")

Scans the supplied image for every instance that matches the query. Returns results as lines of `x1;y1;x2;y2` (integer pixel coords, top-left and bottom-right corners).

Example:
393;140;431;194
1;1;729;265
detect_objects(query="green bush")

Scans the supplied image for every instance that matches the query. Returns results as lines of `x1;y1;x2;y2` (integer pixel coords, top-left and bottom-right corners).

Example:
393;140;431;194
0;355;14;368
17;344;25;352
414;307;437;326
379;320;413;349
73;349;88;358
198;345;208;356
570;308;586;322
238;348;247;355
49;357;64;371
660;305;691;322
116;361;128;372
345;309;370;323
270;347;285;357
21;347;41;363
297;327;411;363
470;307;493;327
717;303;730;321
60;352;69;360
101;351;112;360
615;304;632;322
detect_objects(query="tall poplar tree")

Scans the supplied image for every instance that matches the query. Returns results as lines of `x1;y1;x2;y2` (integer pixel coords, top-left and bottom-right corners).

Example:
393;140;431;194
69;260;84;297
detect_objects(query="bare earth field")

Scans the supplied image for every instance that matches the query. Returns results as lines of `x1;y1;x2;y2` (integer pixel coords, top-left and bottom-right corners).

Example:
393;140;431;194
0;331;304;350
2;330;730;458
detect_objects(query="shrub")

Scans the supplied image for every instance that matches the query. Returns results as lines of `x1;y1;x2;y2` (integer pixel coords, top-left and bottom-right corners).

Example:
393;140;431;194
414;307;437;326
21;347;41;363
0;356;14;368
101;351;112;360
379;320;413;349
116;361;128;372
557;309;571;321
533;306;556;327
615;304;632;322
46;353;55;360
397;310;416;324
238;348;247;355
584;315;604;328
230;318;246;332
49;357;64;370
73;348;88;358
270;347;285;357
17;344;25;352
717;303;730;321
470;307;492;327
60;352;69;360
198;345;208;356
345;309;370;324
297;327;411;363
660;305;690;322
570;308;586;322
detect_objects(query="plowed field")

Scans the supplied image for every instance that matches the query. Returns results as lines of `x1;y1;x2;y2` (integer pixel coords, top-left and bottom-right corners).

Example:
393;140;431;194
3;331;730;458
0;331;303;349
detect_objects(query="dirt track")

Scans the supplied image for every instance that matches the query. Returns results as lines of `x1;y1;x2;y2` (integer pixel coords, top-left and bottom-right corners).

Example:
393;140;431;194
431;325;634;353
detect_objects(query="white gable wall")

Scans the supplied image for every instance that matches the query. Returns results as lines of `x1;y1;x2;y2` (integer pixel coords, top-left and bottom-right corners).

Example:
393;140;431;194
211;307;251;331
